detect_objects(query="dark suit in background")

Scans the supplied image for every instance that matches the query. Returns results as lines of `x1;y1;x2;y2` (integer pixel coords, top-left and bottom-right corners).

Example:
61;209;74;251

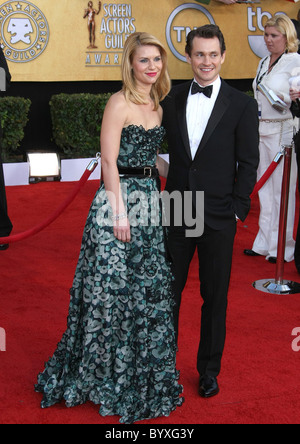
291;18;300;54
162;77;259;380
291;15;300;272
0;46;12;241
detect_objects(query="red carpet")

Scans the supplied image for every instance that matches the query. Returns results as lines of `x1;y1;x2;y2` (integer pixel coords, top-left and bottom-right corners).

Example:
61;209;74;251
1;179;300;424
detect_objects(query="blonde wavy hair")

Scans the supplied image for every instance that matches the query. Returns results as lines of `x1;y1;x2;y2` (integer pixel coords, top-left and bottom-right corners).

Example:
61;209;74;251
121;32;171;111
265;14;299;53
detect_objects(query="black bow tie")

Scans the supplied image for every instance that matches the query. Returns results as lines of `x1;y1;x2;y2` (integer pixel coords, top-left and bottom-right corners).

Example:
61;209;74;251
191;82;213;98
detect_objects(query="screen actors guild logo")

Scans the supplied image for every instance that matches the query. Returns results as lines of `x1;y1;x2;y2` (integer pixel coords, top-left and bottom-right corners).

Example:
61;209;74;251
0;1;50;63
83;1;102;49
84;2;136;68
8;17;33;44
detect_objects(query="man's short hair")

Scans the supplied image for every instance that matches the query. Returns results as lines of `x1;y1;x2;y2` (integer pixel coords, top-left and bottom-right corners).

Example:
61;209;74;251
185;24;226;56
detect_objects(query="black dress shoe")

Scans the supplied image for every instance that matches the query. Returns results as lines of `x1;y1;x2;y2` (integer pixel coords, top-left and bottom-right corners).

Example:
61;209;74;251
0;244;9;251
267;257;286;264
199;375;219;398
244;249;261;257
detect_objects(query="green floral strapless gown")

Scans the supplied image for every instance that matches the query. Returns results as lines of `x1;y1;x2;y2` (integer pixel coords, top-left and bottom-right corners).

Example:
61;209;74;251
35;125;184;424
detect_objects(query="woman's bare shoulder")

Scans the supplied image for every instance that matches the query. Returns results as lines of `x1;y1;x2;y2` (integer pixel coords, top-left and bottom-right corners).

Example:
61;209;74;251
103;91;129;124
106;90;127;109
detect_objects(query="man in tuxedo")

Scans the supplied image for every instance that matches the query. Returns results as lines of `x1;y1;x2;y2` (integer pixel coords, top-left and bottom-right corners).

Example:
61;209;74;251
162;25;259;398
0;46;12;251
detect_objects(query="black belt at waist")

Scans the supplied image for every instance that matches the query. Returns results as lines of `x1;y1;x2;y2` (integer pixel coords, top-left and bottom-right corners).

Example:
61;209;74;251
118;166;159;178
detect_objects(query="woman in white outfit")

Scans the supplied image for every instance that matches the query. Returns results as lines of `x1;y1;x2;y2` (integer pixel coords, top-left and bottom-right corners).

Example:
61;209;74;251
245;15;300;263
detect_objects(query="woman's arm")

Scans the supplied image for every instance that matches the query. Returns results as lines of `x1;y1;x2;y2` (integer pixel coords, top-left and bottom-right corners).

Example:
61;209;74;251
156;154;169;178
100;93;131;242
290;88;300;102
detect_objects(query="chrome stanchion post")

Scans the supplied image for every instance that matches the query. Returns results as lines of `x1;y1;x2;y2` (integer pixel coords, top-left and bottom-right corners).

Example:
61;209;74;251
253;144;300;295
275;145;292;285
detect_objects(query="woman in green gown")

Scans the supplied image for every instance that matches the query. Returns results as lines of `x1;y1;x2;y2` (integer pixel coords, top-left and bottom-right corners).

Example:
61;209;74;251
35;32;184;424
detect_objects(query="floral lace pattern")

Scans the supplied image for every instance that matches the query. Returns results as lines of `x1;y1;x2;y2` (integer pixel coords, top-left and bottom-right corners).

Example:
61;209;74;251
35;125;184;424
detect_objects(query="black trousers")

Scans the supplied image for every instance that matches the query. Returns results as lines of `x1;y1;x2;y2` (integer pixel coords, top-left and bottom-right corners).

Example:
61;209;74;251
167;221;237;377
0;158;12;238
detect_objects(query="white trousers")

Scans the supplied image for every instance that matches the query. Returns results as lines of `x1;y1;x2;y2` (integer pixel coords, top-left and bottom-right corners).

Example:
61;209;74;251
252;121;297;262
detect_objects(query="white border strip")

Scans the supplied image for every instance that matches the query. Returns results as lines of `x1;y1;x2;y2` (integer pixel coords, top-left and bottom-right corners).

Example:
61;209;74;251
3;155;169;186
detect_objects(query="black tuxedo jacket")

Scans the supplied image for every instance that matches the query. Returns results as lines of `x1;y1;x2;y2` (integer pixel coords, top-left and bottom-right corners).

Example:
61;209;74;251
162;79;260;231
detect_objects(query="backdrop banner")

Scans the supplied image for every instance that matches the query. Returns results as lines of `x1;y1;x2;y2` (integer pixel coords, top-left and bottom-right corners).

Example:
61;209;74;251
0;0;298;81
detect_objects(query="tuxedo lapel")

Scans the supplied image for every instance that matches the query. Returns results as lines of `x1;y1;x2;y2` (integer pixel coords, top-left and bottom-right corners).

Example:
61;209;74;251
194;81;231;163
175;82;192;161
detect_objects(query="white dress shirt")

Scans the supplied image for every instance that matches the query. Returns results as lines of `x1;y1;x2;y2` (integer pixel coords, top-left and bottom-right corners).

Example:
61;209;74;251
186;76;221;160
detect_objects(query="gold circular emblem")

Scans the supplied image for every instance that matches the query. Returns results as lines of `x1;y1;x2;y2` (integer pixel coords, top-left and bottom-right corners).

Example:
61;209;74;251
0;1;49;63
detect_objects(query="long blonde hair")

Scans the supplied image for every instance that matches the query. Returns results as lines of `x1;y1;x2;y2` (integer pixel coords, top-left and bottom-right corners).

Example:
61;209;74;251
265;14;299;53
121;32;171;110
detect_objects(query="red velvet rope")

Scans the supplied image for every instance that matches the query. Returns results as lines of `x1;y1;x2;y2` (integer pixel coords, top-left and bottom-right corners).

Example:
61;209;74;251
251;162;279;198
0;152;283;245
0;161;98;245
251;152;284;199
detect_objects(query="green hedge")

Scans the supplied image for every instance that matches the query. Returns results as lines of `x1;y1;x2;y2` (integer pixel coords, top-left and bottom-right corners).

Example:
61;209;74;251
50;93;112;158
0;96;31;162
